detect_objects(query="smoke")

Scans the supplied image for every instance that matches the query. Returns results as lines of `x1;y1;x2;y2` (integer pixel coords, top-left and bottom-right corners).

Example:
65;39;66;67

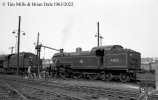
60;16;75;49
0;51;5;55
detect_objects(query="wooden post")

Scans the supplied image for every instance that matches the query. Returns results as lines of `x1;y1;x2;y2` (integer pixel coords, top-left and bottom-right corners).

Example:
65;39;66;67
156;63;158;89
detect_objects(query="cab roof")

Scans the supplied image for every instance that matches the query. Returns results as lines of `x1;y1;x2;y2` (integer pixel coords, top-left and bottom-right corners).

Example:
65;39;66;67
91;45;123;51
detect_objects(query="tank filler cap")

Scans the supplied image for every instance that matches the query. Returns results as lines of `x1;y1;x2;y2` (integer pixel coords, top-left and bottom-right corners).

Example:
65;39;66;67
76;47;82;52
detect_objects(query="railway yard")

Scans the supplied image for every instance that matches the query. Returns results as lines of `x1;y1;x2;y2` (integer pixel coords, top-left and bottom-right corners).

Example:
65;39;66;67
0;45;157;100
0;41;157;100
1;2;158;99
0;74;153;100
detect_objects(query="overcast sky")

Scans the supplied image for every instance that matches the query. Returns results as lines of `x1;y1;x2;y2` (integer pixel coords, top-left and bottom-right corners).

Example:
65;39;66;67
0;0;158;58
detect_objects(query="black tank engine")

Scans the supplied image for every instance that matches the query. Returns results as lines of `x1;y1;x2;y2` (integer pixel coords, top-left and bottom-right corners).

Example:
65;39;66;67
52;45;141;82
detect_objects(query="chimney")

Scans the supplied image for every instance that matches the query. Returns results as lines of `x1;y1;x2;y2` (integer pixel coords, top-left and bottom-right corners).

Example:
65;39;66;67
60;49;64;53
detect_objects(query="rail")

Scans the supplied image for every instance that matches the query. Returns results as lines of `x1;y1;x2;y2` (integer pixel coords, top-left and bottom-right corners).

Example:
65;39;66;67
0;76;87;100
0;75;143;100
0;79;27;100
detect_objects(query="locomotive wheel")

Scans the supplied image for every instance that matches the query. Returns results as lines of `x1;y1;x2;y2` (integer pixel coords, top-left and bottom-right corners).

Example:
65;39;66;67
59;72;67;78
52;72;57;77
72;73;82;79
101;73;111;81
119;73;130;82
88;74;99;80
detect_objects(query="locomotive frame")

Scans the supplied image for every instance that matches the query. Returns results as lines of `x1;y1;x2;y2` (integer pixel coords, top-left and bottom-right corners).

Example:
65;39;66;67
52;45;141;82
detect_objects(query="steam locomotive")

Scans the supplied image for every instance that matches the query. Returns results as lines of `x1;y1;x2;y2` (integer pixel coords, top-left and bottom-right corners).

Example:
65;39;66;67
0;52;38;74
52;45;141;82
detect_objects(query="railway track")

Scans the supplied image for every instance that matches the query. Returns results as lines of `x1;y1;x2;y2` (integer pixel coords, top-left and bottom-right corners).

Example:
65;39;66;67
5;81;86;100
0;79;27;100
0;75;95;100
0;75;147;100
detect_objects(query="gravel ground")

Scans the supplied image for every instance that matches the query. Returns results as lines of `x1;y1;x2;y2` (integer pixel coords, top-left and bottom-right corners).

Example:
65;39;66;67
0;81;23;100
0;75;142;100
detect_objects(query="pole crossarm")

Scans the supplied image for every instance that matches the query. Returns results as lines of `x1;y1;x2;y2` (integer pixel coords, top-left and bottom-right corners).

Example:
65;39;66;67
35;44;60;51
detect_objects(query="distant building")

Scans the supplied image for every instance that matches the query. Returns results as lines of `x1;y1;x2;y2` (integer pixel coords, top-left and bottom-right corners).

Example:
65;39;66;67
154;58;158;62
141;57;154;63
141;57;158;71
42;59;53;68
141;57;158;64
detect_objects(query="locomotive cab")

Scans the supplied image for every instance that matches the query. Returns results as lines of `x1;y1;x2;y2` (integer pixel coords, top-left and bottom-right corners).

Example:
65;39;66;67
96;49;104;56
91;45;141;82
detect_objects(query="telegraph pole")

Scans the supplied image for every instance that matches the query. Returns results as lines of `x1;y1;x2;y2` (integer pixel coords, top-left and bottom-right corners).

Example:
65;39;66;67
97;22;100;47
9;46;15;54
95;22;103;47
17;16;21;75
12;16;25;75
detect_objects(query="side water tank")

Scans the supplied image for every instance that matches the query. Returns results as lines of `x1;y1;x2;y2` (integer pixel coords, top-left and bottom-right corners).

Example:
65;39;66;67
76;47;82;53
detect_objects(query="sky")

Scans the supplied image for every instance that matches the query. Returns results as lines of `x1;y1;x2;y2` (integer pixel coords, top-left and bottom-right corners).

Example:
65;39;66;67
0;0;158;59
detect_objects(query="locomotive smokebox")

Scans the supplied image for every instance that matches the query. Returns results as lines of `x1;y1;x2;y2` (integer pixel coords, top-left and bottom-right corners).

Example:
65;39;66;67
60;49;64;53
